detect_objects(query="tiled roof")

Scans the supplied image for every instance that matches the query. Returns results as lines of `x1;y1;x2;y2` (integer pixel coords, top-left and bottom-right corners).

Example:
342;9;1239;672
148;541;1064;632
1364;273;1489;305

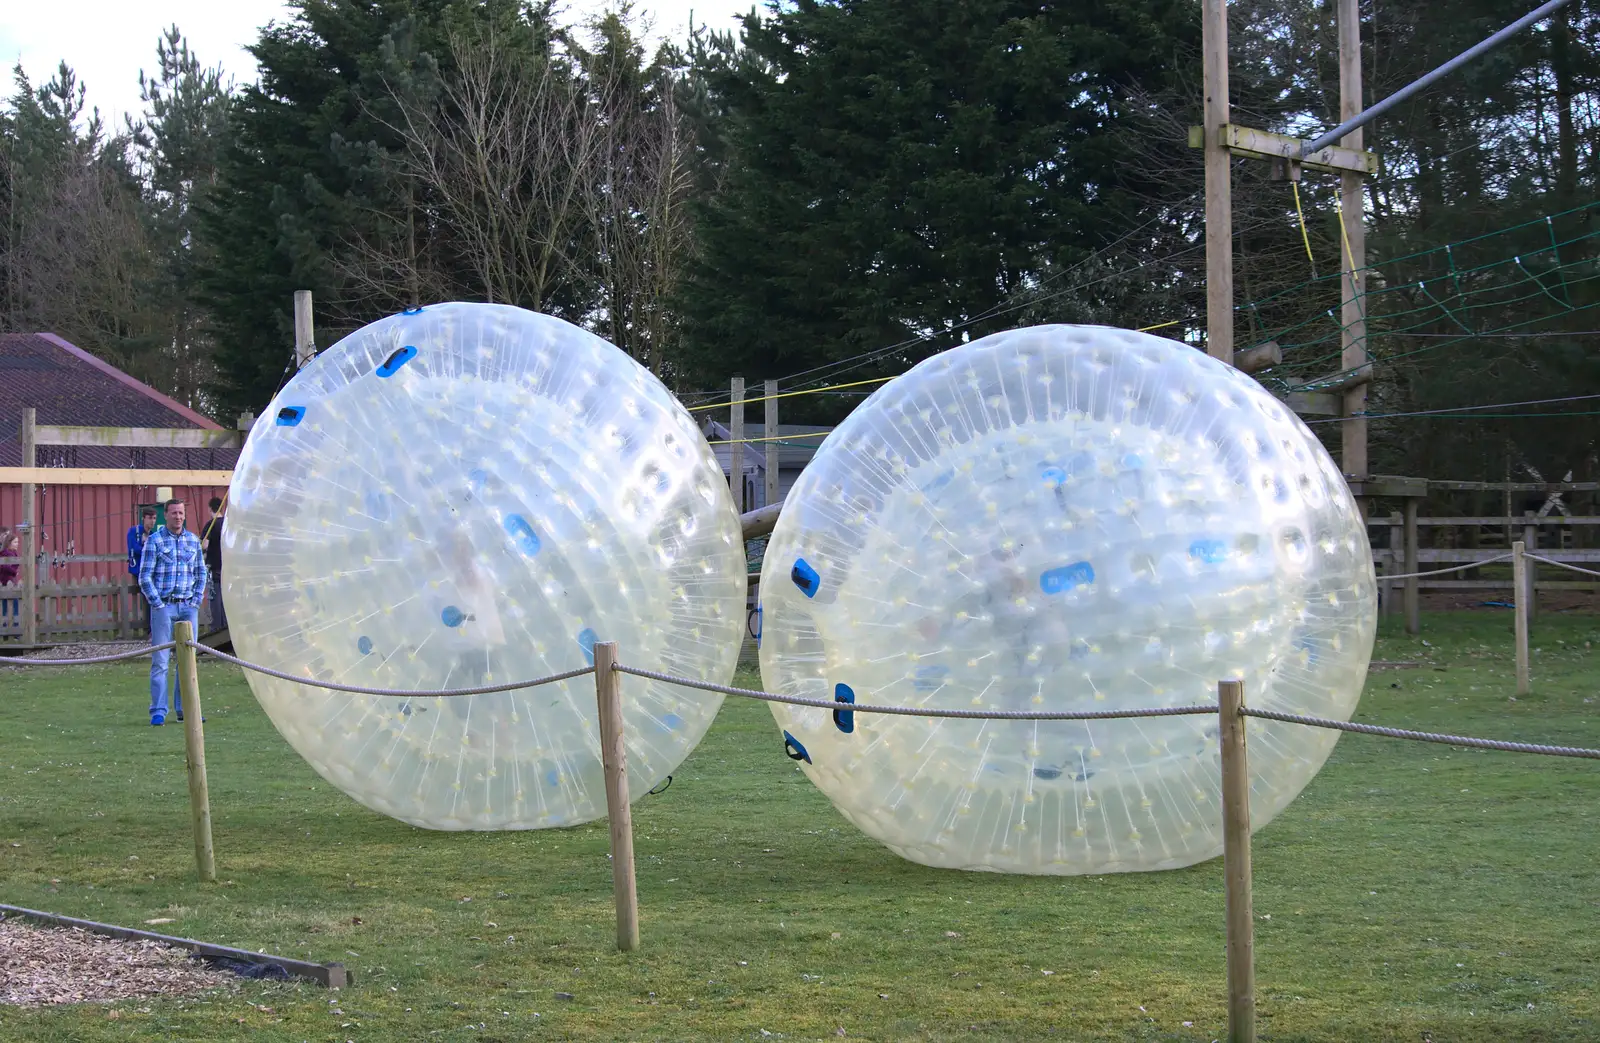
0;333;239;470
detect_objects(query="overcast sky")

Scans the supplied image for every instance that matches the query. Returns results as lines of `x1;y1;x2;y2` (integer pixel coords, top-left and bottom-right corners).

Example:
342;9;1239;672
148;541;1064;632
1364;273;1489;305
0;1;760;131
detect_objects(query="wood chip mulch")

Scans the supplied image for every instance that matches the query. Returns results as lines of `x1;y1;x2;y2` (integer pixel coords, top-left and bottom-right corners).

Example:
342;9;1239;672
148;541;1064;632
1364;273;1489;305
0;919;236;1006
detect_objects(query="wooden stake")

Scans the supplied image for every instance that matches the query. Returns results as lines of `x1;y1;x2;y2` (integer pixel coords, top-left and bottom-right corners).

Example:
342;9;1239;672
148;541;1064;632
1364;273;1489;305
20;408;36;647
592;641;639;951
1385;511;1403;616
1523;511;1539;621
173;620;216;882
1202;0;1233;365
293;290;316;369
1218;678;1255;1043
1338;0;1369;491
764;379;779;510
1404;498;1420;635
729;378;745;512
1513;541;1531;696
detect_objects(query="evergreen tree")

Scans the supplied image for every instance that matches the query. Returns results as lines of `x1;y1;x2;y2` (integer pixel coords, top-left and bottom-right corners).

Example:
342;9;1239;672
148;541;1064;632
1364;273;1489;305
676;0;1197;397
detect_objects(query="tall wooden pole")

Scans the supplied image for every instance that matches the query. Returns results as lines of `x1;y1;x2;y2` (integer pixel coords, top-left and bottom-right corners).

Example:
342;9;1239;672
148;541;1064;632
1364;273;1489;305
293;290;316;369
592;641;640;951
1512;541;1531;695
729;378;745;513
1404;498;1421;636
1338;0;1369;489
173;620;216;882
1218;678;1255;1043
764;380;780;510
1203;0;1234;365
1522;511;1539;621
20;408;37;646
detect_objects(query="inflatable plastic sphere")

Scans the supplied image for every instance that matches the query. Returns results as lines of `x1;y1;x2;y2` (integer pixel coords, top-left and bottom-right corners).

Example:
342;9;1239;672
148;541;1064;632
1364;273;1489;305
758;325;1375;874
224;302;745;830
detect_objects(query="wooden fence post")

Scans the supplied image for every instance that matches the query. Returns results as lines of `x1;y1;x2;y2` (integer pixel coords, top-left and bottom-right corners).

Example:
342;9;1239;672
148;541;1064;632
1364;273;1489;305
293;290;316;369
592;641;639;952
173;620;215;882
729;378;745;513
20;407;37;646
1522;511;1538;621
1384;512;1402;615
1512;541;1531;696
764;379;780;510
1218;678;1255;1043
1403;498;1421;635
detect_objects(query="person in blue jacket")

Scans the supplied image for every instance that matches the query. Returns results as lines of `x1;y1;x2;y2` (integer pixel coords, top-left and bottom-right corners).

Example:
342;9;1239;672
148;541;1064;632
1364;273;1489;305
126;507;157;637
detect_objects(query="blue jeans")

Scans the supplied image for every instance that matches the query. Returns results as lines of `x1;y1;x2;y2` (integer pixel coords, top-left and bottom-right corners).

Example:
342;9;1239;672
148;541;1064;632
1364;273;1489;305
149;602;198;718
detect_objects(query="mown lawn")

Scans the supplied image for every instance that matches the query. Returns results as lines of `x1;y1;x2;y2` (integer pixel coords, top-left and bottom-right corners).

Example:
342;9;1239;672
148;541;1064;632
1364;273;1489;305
1;612;1597;1042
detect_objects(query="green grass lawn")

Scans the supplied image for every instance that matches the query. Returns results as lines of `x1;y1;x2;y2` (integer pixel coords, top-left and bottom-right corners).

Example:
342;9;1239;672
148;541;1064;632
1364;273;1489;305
1;612;1597;1042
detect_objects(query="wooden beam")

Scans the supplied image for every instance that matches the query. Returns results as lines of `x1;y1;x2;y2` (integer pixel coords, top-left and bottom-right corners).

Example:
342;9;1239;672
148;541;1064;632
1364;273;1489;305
729;377;745;512
1203;124;1380;176
1296;363;1373;394
34;425;244;450
1282;392;1341;416
1203;0;1233;365
0;468;234;487
1339;0;1369;491
1234;341;1281;375
1430;480;1600;493
294;290;316;369
1218;679;1256;1043
1345;475;1428;499
764;379;779;510
741;500;783;541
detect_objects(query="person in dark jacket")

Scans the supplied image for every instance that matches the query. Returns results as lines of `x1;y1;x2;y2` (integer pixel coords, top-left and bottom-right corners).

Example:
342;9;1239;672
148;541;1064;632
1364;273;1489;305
127;507;158;637
202;496;226;633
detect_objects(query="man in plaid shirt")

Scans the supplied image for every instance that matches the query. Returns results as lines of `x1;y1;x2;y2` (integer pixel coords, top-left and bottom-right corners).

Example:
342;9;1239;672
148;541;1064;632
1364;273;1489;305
138;499;208;725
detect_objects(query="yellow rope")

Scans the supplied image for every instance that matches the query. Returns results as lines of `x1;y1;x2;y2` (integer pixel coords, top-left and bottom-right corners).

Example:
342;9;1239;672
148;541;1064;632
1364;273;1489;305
707;430;832;446
1292;180;1316;271
686;375;895;413
1136;318;1184;333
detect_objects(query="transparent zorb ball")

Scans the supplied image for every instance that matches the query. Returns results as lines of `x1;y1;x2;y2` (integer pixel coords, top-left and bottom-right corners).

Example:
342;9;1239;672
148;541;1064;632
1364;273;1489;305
225;302;745;829
759;325;1375;874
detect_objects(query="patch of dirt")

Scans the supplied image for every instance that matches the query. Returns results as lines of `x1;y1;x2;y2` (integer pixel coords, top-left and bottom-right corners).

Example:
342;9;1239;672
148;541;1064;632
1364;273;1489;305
0;918;236;1007
0;641;149;667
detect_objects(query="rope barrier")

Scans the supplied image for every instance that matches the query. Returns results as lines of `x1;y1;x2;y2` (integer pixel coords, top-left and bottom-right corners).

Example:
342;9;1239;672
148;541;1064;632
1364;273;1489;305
0;642;174;666
613;663;1219;721
1524;554;1600;579
190;643;594;697
1240;707;1600;760
1381;553;1513;580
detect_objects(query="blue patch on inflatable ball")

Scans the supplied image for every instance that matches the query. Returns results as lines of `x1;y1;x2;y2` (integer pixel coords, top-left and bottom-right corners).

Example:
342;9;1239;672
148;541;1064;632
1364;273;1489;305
1039;561;1095;595
783;731;812;764
441;605;466;628
275;406;305;427
504;514;541;556
376;345;417;378
1188;539;1228;565
791;558;820;598
577;627;598;666
357;636;374;656
833;684;856;734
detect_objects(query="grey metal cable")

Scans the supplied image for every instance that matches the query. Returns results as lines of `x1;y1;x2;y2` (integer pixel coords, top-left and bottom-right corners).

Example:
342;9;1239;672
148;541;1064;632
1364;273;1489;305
1241;707;1600;760
191;643;594;697
614;663;1219;721
0;642;175;666
1381;553;1513;580
1524;554;1600;579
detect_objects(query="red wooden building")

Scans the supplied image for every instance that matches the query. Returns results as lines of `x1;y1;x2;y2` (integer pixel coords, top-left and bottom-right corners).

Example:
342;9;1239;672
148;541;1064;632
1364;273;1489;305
1;333;237;642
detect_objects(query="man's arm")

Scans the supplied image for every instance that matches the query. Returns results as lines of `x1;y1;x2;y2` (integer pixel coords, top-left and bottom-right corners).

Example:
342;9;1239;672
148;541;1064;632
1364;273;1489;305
138;532;162;605
189;536;208;603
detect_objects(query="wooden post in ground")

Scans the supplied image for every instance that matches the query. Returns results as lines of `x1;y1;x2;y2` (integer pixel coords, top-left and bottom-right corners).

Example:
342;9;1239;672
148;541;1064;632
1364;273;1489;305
1523;511;1539;621
173;620;215;882
20;408;37;647
293;290;316;369
1202;0;1233;365
729;378;745;513
1337;0;1368;506
764;379;780;510
1385;512;1403;616
1404;498;1421;635
1512;541;1531;695
592;641;639;951
1218;678;1255;1043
